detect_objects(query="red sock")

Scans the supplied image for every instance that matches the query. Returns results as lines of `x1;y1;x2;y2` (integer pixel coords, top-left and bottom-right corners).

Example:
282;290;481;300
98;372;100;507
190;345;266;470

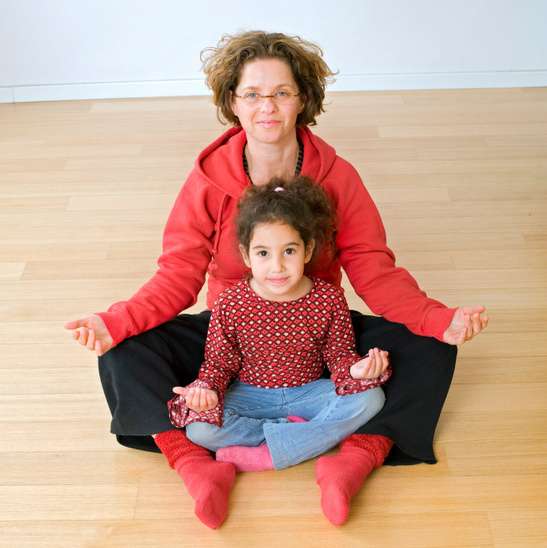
154;430;235;529
216;443;274;472
315;434;393;526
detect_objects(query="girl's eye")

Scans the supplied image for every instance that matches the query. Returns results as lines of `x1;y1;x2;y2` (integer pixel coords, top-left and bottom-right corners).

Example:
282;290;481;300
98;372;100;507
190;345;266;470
285;248;295;255
257;250;268;257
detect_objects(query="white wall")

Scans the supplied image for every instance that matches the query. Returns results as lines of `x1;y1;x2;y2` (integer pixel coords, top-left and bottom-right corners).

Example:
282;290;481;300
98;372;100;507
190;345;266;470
0;0;545;103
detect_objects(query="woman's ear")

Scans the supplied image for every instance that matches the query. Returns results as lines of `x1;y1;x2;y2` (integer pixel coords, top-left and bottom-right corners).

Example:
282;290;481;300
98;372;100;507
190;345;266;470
229;89;239;118
298;93;307;114
239;244;251;268
304;239;315;263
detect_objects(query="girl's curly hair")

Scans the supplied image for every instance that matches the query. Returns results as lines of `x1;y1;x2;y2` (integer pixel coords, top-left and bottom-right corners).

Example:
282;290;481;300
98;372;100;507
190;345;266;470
236;175;338;266
201;30;337;127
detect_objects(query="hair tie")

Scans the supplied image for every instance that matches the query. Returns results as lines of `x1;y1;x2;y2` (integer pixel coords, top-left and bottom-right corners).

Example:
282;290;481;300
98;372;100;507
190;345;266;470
274;187;284;192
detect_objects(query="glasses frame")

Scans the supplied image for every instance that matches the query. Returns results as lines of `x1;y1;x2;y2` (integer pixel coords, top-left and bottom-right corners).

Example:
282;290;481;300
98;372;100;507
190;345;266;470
233;91;301;104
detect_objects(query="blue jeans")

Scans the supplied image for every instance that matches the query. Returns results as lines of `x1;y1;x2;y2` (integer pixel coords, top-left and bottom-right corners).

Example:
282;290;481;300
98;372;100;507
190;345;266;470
186;379;385;469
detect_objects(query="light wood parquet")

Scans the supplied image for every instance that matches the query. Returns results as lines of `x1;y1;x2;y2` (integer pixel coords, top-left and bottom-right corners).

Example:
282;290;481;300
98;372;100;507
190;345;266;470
1;87;546;547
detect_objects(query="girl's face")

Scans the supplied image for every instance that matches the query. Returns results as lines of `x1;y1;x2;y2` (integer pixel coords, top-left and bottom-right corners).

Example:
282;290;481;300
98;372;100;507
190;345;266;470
240;222;315;302
230;58;306;148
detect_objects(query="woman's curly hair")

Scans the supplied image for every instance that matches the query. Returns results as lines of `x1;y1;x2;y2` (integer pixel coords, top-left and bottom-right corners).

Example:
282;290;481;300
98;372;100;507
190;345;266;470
235;175;338;266
201;30;337;127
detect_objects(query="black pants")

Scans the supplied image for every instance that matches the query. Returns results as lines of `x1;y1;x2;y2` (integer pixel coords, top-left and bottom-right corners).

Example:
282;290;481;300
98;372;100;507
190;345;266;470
98;311;456;465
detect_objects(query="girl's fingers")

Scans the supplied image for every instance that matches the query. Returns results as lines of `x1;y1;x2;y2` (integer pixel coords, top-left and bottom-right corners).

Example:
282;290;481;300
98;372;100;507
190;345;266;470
367;348;383;377
183;387;213;411
371;349;389;376
372;349;382;376
187;388;198;407
199;390;209;408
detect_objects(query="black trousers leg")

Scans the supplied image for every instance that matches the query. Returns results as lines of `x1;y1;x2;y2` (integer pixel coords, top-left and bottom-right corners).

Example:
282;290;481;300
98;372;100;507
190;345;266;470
349;311;457;465
98;311;211;453
98;310;456;464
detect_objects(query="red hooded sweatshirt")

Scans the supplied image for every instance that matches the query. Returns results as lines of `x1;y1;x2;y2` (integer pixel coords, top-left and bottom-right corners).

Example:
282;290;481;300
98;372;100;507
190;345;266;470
98;126;456;345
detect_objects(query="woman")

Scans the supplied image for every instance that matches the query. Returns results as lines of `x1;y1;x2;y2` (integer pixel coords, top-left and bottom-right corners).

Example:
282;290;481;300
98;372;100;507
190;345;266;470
65;31;488;529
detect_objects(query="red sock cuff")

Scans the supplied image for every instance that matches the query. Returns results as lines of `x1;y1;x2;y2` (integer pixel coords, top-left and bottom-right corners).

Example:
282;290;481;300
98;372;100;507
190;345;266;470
342;434;394;468
154;429;209;468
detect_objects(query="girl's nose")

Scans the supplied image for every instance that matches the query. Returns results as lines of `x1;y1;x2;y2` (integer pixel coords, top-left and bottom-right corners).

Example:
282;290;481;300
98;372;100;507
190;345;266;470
271;256;285;272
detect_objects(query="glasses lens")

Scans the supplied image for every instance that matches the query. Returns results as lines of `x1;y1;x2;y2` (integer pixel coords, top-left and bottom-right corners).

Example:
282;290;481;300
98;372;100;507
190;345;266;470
241;92;297;104
243;93;260;103
275;91;298;103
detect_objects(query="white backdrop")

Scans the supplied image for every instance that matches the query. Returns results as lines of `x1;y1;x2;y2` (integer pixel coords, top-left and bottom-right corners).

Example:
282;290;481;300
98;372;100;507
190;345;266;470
0;0;545;103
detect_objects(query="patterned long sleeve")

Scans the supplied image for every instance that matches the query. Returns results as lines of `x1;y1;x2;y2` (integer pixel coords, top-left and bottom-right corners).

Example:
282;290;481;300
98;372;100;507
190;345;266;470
322;295;391;394
168;300;242;428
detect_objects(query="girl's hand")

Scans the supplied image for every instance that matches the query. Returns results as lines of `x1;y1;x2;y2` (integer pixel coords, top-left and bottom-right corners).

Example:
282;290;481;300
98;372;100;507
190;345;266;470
64;314;114;356
443;306;489;345
173;386;219;412
350;348;389;380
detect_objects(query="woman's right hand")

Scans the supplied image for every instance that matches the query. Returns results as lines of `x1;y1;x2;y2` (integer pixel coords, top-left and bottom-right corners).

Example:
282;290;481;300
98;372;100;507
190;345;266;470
64;314;114;356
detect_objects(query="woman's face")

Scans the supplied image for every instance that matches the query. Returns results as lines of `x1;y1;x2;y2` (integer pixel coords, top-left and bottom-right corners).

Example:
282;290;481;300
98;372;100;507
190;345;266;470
230;58;306;148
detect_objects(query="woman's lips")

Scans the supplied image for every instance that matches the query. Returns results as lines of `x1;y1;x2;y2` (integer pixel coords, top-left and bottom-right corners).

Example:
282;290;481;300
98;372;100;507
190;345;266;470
258;119;280;128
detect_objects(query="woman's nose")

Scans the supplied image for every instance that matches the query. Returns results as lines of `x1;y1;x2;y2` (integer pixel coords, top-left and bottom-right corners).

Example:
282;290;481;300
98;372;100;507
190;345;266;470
259;97;277;113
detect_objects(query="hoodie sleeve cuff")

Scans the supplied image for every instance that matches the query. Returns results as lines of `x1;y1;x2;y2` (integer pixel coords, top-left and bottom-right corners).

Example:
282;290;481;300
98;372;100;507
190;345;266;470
423;306;459;341
96;310;134;347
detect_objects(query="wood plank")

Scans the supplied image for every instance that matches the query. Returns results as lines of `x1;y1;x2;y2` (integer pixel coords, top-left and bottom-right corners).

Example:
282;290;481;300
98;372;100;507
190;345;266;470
0;367;101;395
443;383;547;413
488;509;547;548
444;440;547;476
435;412;546;443
0;393;112;422
0;451;170;486
1;420;122;452
0;485;138;521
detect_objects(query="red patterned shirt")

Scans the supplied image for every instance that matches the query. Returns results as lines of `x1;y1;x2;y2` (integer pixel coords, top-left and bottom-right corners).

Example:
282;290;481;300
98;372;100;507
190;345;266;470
168;278;391;428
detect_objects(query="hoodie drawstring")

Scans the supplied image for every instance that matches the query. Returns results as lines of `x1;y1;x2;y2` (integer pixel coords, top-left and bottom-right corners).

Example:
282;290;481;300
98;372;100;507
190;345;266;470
212;194;230;256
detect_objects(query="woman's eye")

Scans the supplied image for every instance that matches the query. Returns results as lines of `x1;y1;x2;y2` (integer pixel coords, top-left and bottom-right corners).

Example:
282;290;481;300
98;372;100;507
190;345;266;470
246;92;259;99
276;91;288;98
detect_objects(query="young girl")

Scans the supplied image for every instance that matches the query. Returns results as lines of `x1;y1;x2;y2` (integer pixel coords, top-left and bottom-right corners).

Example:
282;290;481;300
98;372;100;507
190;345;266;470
168;176;391;520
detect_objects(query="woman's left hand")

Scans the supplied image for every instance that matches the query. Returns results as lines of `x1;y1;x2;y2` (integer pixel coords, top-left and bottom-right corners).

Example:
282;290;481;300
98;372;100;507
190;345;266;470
443;306;489;345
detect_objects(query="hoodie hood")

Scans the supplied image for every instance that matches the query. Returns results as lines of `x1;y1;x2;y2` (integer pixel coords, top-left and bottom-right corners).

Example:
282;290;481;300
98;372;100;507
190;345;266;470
195;126;339;197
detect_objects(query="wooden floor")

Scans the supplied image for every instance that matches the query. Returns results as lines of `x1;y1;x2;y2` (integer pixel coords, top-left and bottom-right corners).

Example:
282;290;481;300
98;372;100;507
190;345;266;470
1;87;546;547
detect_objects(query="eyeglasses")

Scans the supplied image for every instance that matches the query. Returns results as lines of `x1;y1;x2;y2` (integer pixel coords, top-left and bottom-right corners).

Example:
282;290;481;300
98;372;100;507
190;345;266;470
234;91;300;105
